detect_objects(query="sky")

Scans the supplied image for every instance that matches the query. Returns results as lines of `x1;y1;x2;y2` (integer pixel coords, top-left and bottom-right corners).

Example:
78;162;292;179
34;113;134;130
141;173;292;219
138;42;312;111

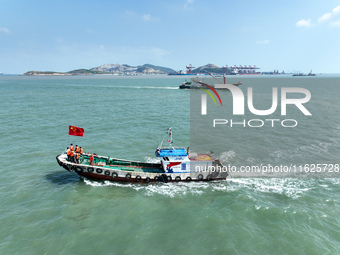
1;0;340;74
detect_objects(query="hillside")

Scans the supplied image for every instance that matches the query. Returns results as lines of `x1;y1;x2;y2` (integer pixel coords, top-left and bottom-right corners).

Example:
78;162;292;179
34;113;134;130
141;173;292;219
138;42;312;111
22;63;237;76
90;63;175;75
22;63;176;76
192;64;224;74
136;64;175;74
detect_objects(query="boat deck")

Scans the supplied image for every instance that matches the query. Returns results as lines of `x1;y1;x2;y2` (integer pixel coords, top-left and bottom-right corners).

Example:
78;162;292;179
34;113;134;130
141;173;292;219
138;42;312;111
76;154;164;173
189;153;214;161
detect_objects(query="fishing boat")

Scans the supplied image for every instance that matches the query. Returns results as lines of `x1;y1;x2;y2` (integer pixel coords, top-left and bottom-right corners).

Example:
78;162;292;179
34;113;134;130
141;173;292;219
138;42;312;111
56;128;228;183
179;79;194;89
179;75;242;89
307;70;316;76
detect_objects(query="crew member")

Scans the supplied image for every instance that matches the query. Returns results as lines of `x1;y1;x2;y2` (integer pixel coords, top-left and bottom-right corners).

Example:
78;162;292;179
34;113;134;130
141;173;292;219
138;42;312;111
90;154;94;165
66;147;71;161
70;144;74;151
75;145;80;153
80;147;83;155
75;153;80;164
70;150;75;163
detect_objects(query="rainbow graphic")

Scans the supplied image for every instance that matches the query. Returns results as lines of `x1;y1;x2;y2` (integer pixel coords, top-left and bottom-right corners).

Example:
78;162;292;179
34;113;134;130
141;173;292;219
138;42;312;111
200;83;223;106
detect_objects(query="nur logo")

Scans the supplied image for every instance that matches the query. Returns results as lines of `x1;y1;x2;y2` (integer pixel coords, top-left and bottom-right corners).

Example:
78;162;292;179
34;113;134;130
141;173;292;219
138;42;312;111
201;84;312;116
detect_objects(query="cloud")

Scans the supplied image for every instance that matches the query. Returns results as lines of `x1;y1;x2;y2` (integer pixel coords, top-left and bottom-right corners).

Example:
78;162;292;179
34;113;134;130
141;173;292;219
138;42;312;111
256;39;269;44
184;0;194;9
141;14;159;22
333;5;340;14
124;10;136;18
317;5;340;25
296;5;340;28
318;13;331;23
123;11;158;22
0;27;10;34
142;14;151;21
295;19;313;27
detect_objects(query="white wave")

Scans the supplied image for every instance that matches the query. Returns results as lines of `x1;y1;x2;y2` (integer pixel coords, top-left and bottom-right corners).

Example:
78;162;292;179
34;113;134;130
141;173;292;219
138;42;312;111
269;140;336;161
227;178;315;199
211;182;228;191
66;84;179;90
145;181;214;197
116;86;179;90
83;178;144;191
83;177;218;197
219;151;236;162
139;86;179;90
246;157;257;164
82;176;334;200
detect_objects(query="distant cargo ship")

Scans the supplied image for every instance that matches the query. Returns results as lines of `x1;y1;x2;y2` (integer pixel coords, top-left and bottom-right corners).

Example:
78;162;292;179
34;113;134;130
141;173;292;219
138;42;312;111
293;70;316;76
169;64;262;75
237;72;262;75
225;65;262;75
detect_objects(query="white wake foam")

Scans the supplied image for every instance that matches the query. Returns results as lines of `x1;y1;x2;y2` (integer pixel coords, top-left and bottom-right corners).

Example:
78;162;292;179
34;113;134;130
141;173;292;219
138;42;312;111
82;177;337;199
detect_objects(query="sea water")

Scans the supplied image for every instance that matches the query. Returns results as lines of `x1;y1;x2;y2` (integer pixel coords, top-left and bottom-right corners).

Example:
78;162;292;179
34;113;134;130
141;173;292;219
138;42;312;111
0;75;339;254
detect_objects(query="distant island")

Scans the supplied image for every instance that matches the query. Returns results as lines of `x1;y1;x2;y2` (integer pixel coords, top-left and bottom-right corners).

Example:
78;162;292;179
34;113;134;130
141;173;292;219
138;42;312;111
22;64;177;76
22;63;286;76
22;63;238;76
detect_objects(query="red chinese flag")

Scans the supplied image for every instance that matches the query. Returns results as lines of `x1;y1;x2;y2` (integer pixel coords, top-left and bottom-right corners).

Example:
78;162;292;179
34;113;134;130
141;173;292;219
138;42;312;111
69;125;84;137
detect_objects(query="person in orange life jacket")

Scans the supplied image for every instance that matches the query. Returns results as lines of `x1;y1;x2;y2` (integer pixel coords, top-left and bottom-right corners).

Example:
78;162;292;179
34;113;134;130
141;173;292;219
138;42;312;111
70;150;75;163
70;144;74;151
66;147;71;161
75;145;80;153
80;147;83;155
75;153;80;164
90;154;94;165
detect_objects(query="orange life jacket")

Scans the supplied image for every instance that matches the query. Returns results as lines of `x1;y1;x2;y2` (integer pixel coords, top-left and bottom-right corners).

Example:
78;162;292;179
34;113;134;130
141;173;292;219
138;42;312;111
75;153;79;159
75;146;80;153
70;145;74;151
67;149;71;155
70;151;75;157
80;148;83;154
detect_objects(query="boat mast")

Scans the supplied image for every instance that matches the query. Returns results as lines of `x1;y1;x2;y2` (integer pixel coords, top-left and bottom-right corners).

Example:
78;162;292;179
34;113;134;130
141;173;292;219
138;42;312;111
206;71;223;84
167;127;174;150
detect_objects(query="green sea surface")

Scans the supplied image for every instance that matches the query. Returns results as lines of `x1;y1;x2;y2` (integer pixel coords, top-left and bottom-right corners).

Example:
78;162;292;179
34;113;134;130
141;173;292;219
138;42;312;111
0;75;339;254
